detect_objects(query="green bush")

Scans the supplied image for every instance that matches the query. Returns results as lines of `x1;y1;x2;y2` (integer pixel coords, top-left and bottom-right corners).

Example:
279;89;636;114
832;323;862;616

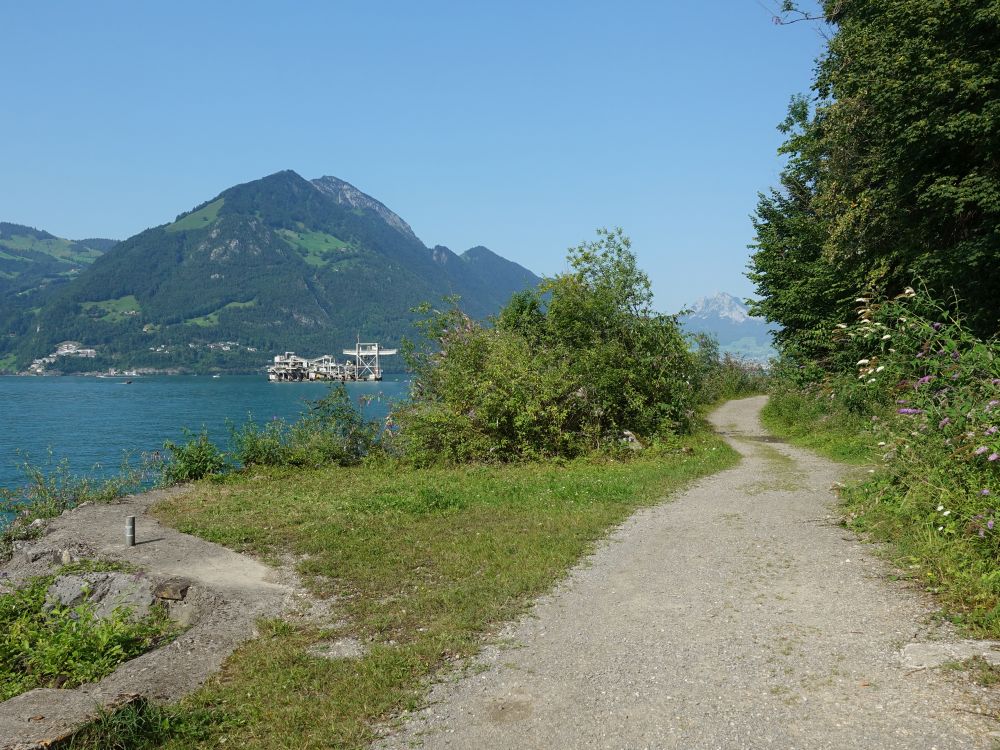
0;574;175;700
229;385;379;469
690;333;770;405
160;429;228;484
395;229;700;463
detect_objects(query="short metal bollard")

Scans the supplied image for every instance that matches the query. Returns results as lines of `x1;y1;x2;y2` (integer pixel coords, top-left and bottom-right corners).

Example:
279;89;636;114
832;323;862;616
126;515;136;547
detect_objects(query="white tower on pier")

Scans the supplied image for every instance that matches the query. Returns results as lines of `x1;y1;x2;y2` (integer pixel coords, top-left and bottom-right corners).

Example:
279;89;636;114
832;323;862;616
343;341;398;381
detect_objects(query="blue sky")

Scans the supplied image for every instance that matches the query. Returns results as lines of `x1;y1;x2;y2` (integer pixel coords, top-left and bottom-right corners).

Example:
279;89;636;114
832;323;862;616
0;1;826;313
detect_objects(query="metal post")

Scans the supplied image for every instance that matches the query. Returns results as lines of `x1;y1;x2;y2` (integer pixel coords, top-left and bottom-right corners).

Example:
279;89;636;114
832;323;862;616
126;516;136;547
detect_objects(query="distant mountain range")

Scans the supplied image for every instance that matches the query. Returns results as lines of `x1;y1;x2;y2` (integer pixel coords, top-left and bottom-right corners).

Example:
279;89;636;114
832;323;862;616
679;292;776;361
0;171;539;373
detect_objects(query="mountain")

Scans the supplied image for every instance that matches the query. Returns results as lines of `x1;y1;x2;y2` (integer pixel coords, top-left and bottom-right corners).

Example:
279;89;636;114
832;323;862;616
1;171;540;373
679;292;776;362
0;223;116;298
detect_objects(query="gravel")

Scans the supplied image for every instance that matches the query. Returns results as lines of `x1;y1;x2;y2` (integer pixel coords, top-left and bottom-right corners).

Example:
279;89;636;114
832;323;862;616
378;396;998;749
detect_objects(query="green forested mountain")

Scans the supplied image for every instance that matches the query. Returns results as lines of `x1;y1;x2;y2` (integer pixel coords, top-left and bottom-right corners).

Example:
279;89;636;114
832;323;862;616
0;171;539;372
0;224;117;357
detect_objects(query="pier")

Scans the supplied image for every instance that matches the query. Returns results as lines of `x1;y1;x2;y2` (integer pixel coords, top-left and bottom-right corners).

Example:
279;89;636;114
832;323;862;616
267;342;398;382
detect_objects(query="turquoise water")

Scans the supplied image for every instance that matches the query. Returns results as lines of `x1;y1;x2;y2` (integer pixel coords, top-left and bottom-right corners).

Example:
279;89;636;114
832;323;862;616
0;374;409;493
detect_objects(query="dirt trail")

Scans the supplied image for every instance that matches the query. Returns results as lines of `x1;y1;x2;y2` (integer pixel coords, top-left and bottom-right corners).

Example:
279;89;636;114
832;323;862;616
0;486;314;750
380;396;999;749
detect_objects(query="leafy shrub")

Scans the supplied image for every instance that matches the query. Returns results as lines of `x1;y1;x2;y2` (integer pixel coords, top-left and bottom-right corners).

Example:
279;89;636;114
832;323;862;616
0;573;175;700
690;333;770;405
768;287;1000;631
159;429;228;484
230;385;379;469
395;229;700;463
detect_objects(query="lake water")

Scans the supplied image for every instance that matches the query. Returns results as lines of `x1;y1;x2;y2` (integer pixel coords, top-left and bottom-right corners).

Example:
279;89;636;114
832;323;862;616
0;374;410;493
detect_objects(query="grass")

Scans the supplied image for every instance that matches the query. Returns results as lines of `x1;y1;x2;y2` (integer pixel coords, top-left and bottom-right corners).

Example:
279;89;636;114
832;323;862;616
277;229;350;266
82;295;142;323
184;300;256;327
759;388;879;465
166;198;224;233
133;432;737;748
0;353;16;372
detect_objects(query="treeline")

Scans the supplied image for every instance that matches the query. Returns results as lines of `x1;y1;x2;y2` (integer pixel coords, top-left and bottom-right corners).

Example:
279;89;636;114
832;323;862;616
750;0;1000;362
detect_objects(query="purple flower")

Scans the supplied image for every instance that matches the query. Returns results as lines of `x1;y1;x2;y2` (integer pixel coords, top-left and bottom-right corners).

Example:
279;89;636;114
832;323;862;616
992;378;1000;385
975;446;989;455
916;352;924;359
990;519;996;531
980;529;987;538
915;375;933;386
938;418;951;428
932;322;943;330
897;408;924;415
896;399;910;405
987;426;998;436
990;453;1000;462
951;351;961;361
981;489;991;496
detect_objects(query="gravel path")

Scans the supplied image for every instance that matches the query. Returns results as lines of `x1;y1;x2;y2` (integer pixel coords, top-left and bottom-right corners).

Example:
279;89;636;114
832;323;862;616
380;396;998;749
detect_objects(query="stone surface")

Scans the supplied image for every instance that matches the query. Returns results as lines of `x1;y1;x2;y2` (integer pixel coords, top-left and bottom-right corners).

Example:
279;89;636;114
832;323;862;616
44;572;155;621
153;577;191;601
901;641;1000;670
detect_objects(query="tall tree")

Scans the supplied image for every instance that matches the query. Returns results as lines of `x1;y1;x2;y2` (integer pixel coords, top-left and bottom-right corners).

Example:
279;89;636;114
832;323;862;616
750;0;1000;351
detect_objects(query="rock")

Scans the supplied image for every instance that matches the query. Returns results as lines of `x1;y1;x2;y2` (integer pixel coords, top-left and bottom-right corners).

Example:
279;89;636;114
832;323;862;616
45;572;155;621
154;578;191;601
621;430;643;450
60;550;72;565
900;640;1000;669
24;547;57;564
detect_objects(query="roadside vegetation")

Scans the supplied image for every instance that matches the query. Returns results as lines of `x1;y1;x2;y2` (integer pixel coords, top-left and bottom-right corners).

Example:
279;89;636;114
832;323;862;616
750;3;1000;635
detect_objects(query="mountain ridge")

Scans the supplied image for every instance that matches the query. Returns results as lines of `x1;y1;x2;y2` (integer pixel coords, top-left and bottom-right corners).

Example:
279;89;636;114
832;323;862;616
0;171;539;373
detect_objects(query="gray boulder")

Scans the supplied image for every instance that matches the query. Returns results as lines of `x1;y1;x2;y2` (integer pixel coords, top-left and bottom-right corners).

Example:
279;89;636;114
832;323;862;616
44;572;155;621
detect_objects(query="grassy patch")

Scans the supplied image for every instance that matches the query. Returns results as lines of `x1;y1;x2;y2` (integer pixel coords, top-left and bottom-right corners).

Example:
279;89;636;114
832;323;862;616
759;388;878;464
167;199;224;233
277;229;350;267
143;432;736;748
0;353;16;372
81;295;142;323
184;300;256;327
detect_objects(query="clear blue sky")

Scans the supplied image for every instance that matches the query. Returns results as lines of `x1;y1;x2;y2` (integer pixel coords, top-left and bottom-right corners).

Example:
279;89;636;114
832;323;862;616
0;1;825;313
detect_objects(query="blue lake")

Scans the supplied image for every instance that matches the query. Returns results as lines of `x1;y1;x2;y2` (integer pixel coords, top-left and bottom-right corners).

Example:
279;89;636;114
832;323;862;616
0;374;410;493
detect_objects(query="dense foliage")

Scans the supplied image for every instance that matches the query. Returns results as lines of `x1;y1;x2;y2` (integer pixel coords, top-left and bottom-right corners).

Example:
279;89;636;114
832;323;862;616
750;0;1000;360
394;229;701;463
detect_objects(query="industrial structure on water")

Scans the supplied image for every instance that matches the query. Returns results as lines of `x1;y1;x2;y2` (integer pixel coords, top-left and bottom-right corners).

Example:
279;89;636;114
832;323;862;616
267;341;398;382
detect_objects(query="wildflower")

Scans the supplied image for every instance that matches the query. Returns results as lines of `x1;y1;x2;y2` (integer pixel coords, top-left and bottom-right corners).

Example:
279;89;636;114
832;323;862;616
856;298;869;303
938;418;951;428
992;379;1000;385
938;526;944;531
987;427;998;436
881;334;891;340
951;351;960;361
835;323;848;329
876;366;885;372
980;529;986;538
857;359;870;366
990;519;996;530
990;453;1000;462
915;375;933;386
916;352;924;359
897;408;924;415
975;446;989;455
932;322;943;330
981;489;991;496
943;510;950;516
937;505;944;512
